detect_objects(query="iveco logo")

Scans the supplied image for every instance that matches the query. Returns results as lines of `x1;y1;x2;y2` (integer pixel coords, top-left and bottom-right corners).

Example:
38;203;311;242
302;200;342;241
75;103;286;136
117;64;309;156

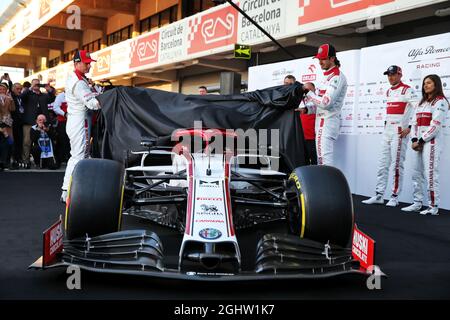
199;228;222;240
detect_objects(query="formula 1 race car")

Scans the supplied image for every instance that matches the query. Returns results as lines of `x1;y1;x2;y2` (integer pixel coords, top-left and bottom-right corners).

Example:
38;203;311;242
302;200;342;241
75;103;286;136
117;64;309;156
30;128;376;281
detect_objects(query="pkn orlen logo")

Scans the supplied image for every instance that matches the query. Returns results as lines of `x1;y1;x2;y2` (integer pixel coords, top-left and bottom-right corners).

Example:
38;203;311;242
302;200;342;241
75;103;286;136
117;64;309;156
199;228;222;240
302;64;317;82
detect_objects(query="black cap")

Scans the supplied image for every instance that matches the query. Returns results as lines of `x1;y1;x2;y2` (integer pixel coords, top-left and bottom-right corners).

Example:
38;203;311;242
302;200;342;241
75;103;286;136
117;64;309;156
383;65;402;76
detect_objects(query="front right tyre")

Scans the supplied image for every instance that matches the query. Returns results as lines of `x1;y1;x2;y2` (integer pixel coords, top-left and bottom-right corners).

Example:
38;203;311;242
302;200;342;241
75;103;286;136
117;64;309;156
287;165;354;247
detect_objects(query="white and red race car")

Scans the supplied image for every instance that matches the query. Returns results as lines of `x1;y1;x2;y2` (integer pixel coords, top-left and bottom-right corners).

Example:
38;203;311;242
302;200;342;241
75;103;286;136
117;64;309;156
31;128;377;281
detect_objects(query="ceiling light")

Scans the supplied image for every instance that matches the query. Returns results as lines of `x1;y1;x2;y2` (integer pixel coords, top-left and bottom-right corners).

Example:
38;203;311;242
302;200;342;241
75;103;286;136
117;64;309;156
173;63;185;69
355;24;384;34
295;36;307;44
223;53;235;59
259;45;278;53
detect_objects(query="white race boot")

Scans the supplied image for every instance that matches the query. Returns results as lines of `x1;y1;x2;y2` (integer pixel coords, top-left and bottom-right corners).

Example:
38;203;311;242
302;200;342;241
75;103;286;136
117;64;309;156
362;194;384;205
401;202;423;212
419;206;439;216
386;196;399;207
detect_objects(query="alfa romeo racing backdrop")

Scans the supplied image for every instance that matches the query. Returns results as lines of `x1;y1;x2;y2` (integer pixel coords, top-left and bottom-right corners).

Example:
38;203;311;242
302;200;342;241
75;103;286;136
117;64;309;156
248;32;450;209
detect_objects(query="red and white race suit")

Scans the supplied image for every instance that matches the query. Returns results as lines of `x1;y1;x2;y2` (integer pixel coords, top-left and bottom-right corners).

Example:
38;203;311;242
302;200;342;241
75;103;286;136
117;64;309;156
306;66;347;166
410;96;449;207
374;82;418;197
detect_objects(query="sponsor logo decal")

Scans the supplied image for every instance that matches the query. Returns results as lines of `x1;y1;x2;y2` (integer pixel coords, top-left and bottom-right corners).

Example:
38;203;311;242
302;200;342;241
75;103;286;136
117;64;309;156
130;32;159;68
9;25;16;43
197;204;223;215
199;228;222;240
196;197;223;201
298;0;394;25
187;6;238;54
195;219;225;223
409;46;450;61
43;217;64;266
39;0;51;19
92;49;111;77
352;225;375;271
302;74;316;82
23;11;31;32
199;180;220;187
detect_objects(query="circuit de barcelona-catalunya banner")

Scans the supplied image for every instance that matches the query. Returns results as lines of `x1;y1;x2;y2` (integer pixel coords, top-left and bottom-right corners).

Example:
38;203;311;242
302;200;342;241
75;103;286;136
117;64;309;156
20;0;445;87
249;32;450;209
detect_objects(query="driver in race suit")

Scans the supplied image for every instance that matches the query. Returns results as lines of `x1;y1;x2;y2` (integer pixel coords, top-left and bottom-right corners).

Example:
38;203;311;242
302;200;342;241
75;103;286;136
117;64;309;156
303;44;347;166
60;50;101;202
401;74;449;215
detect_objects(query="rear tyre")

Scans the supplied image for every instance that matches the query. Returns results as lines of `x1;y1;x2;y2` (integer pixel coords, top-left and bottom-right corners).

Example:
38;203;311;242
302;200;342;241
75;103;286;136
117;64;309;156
65;159;124;240
287;165;354;247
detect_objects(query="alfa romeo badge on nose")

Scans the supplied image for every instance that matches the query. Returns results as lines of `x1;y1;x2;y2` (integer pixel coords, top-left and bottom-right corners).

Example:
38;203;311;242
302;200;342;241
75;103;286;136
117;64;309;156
199;228;222;240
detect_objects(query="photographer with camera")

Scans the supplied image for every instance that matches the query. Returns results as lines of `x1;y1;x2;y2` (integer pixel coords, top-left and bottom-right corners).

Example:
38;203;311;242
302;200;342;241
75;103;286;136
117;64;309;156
20;78;55;168
30;114;57;169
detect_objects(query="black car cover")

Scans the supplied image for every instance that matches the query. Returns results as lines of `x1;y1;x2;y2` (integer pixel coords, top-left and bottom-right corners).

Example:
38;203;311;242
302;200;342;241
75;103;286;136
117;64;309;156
96;82;307;171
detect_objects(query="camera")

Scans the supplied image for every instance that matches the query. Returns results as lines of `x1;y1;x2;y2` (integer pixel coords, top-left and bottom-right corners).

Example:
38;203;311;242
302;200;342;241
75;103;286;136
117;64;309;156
38;84;46;88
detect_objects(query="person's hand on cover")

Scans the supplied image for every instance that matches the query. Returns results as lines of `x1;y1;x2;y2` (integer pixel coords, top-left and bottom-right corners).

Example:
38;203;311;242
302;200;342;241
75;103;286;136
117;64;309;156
400;127;411;138
303;83;314;92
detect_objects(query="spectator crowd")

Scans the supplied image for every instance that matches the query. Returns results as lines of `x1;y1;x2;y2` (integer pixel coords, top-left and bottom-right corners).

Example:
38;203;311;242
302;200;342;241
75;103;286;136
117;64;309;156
0;74;72;171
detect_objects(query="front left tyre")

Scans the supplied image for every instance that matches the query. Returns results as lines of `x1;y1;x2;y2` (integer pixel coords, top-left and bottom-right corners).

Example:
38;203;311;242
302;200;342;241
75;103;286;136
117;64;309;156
65;159;125;240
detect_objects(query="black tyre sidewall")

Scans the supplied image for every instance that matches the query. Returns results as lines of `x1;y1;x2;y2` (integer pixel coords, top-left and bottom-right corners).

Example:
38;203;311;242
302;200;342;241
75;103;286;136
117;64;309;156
288;165;354;247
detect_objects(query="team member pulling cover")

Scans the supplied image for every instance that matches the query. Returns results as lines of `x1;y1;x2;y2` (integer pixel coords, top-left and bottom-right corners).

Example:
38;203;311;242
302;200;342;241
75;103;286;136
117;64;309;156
362;66;418;207
303;44;347;166
60;50;101;202
402;74;449;215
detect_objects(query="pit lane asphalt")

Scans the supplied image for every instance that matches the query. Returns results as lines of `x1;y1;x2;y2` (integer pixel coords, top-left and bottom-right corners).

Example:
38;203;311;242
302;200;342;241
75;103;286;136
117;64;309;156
1;171;449;299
